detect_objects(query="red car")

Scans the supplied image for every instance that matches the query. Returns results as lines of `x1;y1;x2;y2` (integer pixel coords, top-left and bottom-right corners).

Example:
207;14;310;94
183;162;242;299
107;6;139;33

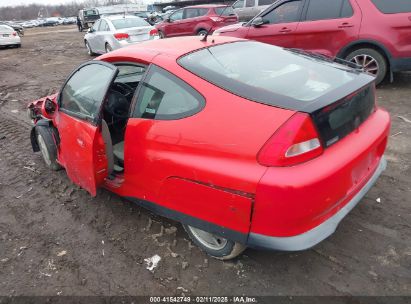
155;5;238;38
27;36;390;260
214;0;411;85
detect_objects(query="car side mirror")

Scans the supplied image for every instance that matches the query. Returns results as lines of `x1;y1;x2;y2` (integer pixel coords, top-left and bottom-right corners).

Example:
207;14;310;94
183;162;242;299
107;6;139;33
41;97;58;119
251;17;268;27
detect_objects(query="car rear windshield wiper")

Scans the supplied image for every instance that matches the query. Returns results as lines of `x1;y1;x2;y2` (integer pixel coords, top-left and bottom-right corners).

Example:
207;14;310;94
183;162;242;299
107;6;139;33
287;48;363;72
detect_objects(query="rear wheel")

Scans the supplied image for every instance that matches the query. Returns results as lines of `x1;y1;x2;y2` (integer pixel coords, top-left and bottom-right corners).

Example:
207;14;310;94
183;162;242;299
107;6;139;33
158;30;165;39
183;224;246;260
35;126;61;171
105;43;113;53
197;29;208;36
345;48;387;85
85;40;95;56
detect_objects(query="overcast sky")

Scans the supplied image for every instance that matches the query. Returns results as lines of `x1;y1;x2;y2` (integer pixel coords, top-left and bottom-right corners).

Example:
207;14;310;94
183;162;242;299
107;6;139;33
0;0;79;7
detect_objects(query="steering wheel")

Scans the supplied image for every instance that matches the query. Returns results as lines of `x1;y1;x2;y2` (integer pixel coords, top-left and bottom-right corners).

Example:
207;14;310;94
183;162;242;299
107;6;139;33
112;82;134;98
104;90;130;119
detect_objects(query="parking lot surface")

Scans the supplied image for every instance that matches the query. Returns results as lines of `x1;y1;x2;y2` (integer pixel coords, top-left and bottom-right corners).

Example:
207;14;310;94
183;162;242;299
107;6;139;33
0;26;410;296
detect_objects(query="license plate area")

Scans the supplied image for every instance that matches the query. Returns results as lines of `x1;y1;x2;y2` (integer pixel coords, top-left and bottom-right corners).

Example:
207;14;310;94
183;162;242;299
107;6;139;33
3;34;9;37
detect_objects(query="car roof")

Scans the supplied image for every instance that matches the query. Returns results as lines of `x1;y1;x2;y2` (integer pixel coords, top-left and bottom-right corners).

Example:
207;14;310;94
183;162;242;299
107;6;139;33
185;4;229;8
100;36;244;62
104;14;141;20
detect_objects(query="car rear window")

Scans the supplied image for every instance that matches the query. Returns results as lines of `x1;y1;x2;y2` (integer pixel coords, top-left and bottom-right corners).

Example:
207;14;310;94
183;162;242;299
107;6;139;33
371;0;411;14
178;41;359;110
215;6;235;16
84;9;98;16
112;17;150;29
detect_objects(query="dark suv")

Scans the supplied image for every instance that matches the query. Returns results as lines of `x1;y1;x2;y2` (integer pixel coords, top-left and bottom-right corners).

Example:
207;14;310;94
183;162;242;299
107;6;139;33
155;5;238;38
215;0;411;84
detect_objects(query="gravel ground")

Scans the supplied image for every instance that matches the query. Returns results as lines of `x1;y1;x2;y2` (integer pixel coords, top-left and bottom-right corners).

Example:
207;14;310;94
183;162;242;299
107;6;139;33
0;25;410;297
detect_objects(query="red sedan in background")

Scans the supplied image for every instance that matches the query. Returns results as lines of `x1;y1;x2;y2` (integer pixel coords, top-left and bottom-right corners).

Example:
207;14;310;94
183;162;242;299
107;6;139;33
155;4;238;38
214;0;411;85
27;36;390;260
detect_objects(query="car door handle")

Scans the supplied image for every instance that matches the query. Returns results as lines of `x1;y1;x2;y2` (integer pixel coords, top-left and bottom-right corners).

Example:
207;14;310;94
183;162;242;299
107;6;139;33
338;22;354;28
279;27;292;33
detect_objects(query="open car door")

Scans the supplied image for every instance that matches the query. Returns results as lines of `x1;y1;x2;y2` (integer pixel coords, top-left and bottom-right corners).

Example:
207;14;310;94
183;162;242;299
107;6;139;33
56;61;119;196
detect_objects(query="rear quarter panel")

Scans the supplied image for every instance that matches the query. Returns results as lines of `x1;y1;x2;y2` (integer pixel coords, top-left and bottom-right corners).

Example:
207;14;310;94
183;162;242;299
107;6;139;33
120;54;295;234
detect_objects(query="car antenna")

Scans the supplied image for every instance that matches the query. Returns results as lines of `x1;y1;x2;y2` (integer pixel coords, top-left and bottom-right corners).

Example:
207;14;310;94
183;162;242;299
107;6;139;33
201;5;230;42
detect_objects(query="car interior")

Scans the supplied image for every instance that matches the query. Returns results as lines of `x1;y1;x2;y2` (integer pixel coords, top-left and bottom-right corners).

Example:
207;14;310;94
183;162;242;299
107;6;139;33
101;64;147;174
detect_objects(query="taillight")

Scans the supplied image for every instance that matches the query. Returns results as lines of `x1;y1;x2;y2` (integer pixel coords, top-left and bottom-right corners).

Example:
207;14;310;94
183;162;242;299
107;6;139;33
114;33;129;40
149;28;158;37
258;113;323;167
12;31;17;36
210;16;224;22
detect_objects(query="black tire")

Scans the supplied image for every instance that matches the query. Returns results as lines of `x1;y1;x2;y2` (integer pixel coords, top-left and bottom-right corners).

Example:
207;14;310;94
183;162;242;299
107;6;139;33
105;43;113;53
345;48;387;85
183;224;246;260
158;30;165;39
197;29;208;36
85;40;96;56
35;126;61;171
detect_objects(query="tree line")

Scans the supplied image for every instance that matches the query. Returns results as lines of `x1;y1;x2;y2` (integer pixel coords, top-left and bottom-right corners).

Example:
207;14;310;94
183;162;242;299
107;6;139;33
0;0;134;21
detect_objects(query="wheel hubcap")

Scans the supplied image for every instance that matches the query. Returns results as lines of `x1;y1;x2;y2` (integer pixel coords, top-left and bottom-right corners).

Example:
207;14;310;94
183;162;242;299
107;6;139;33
188;226;228;250
350;54;379;76
37;134;51;166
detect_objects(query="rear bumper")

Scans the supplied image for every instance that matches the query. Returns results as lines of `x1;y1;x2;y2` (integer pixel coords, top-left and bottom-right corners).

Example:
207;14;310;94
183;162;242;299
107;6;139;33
248;156;386;251
0;37;21;46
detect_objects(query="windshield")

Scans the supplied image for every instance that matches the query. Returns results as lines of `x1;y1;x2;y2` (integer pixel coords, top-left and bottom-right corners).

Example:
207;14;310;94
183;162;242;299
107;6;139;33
178;41;360;109
112;17;150;29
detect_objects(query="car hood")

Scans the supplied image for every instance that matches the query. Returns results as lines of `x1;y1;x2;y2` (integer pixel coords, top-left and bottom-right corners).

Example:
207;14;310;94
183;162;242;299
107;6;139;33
214;22;244;34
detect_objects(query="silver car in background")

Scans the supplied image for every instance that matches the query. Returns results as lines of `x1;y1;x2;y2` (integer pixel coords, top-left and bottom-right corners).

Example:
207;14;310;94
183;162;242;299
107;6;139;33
232;0;277;22
84;15;159;55
0;24;21;48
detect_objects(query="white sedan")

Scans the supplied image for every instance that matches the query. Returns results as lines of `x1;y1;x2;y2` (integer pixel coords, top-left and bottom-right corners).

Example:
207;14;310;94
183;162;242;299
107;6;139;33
84;15;158;55
0;24;21;48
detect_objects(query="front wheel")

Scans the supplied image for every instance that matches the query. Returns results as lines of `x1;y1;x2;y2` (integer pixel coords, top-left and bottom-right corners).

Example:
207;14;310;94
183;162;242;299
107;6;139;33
35;126;61;171
158;30;165;39
183;224;246;260
85;40;95;56
345;48;387;85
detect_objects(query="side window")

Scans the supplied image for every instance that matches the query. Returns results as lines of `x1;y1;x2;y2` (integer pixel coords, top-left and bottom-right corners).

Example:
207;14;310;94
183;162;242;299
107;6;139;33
306;0;351;21
198;8;209;16
60;63;116;120
170;10;183;21
258;0;276;6
233;0;245;9
133;65;205;120
92;20;100;31
215;7;235;16
263;0;302;24
246;0;256;8
99;20;110;31
114;64;146;85
371;0;411;14
184;8;199;19
341;0;354;18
